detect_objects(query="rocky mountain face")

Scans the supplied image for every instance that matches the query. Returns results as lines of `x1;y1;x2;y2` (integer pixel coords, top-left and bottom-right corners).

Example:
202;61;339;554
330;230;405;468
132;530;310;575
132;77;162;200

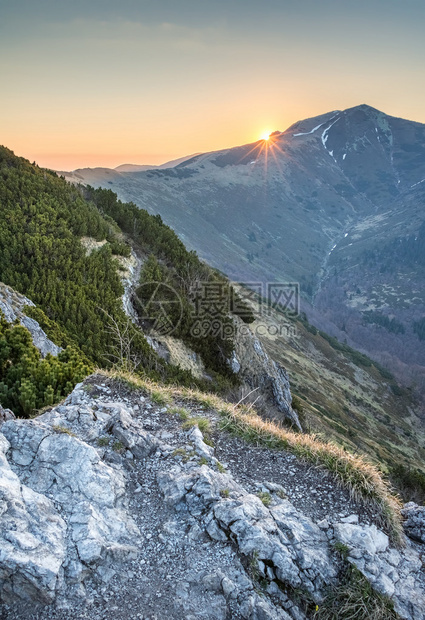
147;316;302;432
1;375;425;619
71;105;425;394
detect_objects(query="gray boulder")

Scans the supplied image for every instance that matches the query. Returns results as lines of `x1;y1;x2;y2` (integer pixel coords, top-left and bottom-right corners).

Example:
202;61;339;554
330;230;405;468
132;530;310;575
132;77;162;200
401;502;425;544
0;433;67;603
334;522;425;619
1;414;139;602
105;406;160;459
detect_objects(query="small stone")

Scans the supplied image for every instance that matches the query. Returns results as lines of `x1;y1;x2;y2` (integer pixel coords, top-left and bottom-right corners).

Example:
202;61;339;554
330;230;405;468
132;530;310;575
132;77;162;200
221;576;236;597
340;514;359;524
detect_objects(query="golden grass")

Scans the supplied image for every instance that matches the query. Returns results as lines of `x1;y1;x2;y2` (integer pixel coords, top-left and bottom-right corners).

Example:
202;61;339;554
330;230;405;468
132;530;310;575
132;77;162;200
97;368;404;545
225;412;403;544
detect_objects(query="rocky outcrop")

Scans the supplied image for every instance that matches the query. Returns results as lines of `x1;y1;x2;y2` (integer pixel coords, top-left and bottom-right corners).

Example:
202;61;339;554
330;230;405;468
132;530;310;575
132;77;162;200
0;405;15;427
158;466;338;600
402;502;425;544
0;376;424;619
120;248;143;322
146;332;207;379
0;433;66;603
232;317;302;430
334;522;425;619
0;282;61;357
0;386;139;604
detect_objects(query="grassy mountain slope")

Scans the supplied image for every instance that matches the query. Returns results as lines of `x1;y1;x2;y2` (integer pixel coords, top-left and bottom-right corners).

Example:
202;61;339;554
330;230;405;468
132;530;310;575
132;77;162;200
234;284;425;494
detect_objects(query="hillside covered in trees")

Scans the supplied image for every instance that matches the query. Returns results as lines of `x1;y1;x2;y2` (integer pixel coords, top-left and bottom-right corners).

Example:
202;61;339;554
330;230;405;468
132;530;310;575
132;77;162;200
0;147;253;416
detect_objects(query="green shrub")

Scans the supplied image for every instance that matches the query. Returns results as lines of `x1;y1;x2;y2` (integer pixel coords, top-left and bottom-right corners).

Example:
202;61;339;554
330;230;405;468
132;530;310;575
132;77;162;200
97;437;110;447
257;491;272;507
333;541;350;560
0;312;92;417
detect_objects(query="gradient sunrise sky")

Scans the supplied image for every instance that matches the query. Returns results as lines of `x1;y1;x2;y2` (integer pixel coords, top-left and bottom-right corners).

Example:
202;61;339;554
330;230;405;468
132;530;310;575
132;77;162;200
1;0;424;170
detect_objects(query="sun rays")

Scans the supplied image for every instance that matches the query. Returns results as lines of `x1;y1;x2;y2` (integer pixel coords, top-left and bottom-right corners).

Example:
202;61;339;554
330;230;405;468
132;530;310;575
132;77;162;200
236;131;287;179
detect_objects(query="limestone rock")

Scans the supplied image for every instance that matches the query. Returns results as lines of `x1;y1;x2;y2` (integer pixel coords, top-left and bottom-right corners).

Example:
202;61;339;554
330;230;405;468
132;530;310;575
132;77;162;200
334;521;425;619
187;425;215;460
0;434;67;603
0;405;15;427
158;463;337;600
106;407;159;459
401;502;425;544
231;320;302;430
334;523;389;555
1;411;139;602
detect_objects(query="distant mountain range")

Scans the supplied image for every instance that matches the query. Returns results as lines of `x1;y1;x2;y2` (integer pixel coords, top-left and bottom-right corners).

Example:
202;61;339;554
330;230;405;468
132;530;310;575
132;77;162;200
63;104;425;399
59;152;200;184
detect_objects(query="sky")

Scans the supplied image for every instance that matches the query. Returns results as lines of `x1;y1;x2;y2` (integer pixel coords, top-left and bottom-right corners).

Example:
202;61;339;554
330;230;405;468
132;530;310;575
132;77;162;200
1;0;424;170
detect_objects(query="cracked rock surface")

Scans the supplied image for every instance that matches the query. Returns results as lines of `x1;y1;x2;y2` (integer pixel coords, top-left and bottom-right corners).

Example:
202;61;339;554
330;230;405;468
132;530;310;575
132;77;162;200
0;375;424;620
402;503;425;545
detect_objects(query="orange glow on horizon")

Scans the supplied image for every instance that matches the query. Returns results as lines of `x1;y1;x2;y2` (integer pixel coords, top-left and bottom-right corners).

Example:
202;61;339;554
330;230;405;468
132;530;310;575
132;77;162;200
1;4;424;172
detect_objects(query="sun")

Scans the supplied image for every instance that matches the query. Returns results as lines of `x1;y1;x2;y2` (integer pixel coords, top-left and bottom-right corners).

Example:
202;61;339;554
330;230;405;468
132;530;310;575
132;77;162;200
261;131;271;141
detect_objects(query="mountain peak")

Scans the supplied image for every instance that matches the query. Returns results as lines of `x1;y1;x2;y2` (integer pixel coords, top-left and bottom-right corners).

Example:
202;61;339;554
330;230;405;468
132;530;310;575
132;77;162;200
284;104;389;137
341;103;390;122
346;103;383;114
